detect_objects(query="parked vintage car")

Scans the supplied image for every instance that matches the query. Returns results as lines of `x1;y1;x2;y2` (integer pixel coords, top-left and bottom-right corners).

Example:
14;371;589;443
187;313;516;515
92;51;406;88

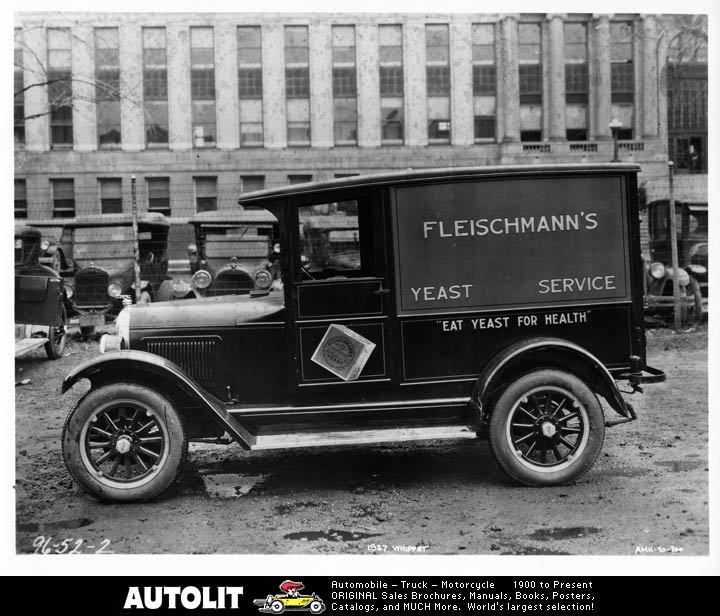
172;210;278;299
19;218;75;276
15;226;67;359
62;165;664;501
63;213;171;335
644;199;707;326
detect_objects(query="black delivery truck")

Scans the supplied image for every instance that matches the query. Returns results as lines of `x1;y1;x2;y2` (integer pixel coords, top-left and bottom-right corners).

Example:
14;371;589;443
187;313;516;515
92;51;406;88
62;164;664;501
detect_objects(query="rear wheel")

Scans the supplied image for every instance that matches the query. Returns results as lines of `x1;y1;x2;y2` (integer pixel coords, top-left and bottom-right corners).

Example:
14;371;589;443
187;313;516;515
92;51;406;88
488;370;605;486
62;383;186;502
45;306;67;359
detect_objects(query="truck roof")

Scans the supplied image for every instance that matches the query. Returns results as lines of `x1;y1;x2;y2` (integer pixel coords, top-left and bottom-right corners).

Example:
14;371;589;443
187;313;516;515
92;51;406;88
238;163;641;205
189;209;278;225
68;213;170;227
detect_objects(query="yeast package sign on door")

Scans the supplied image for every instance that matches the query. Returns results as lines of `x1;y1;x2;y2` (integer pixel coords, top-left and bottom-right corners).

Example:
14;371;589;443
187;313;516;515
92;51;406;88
392;175;630;315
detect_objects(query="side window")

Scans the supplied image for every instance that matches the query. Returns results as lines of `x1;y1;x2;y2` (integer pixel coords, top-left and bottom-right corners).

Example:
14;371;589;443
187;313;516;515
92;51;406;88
298;200;362;279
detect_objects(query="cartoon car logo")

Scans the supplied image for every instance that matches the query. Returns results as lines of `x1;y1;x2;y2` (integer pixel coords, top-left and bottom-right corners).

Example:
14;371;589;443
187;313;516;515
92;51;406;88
253;580;326;614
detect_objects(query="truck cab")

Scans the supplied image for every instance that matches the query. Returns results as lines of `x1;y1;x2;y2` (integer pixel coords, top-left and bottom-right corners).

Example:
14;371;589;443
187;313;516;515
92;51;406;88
62;165;664;502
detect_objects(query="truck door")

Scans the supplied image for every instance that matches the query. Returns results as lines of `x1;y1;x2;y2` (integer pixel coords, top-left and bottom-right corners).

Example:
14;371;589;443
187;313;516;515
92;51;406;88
289;189;392;391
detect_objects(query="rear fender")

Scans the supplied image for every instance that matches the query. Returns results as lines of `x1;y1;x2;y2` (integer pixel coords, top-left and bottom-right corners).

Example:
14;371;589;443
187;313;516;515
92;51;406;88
62;350;254;448
471;337;633;427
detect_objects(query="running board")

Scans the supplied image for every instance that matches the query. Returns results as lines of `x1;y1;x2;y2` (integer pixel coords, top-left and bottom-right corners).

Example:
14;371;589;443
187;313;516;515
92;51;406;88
204;393;257;450
250;425;476;451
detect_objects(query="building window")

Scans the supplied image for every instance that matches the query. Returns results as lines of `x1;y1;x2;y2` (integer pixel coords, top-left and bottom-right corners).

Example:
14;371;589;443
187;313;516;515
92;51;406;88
99;178;123;214
667;26;707;174
564;22;588;141
426;24;450;143
52;179;75;218
285;26;310;146
191;27;216;148
47;28;73;149
143;27;169;146
379;24;404;144
15;29;25;148
238;26;263;147
332;25;357;145
95;27;121;148
194;177;217;212
518;23;542;142
15;179;27;219
610;22;634;139
472;23;496;142
241;176;265;193
147;177;170;215
288;175;312;185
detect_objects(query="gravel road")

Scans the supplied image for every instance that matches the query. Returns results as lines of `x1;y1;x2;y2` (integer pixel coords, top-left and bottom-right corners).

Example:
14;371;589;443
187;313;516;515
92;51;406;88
15;325;708;555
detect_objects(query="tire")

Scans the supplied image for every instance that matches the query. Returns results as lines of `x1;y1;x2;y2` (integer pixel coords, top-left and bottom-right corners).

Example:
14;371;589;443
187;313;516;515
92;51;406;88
270;601;285;614
45;306;67;359
80;325;96;339
488;369;605;487
62;383;187;502
681;277;703;327
309;601;325;614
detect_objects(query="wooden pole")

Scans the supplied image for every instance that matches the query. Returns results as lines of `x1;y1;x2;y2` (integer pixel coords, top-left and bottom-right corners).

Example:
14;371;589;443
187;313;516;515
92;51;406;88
130;176;141;303
667;161;682;331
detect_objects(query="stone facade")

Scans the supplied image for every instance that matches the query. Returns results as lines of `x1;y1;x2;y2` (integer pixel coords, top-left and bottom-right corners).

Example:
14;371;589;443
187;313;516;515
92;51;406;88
14;12;707;253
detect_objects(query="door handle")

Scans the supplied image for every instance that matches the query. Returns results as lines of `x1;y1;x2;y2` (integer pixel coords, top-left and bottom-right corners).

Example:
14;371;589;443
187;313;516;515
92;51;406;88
373;287;391;296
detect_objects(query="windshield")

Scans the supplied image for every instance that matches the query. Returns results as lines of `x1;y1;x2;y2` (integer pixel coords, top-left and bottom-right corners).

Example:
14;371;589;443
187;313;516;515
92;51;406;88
650;204;708;241
73;227;135;260
203;225;272;259
15;236;41;266
73;227;166;263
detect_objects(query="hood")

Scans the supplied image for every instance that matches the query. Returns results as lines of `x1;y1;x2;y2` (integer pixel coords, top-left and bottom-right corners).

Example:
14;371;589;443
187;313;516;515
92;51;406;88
129;290;285;330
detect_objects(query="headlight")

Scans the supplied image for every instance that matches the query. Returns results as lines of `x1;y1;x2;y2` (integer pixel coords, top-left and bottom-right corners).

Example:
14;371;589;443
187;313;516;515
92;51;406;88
688;264;707;276
187;243;197;255
192;269;212;289
40;240;50;251
254;269;273;290
649;262;666;280
107;282;123;298
172;279;191;297
63;282;74;299
114;307;130;346
99;334;125;354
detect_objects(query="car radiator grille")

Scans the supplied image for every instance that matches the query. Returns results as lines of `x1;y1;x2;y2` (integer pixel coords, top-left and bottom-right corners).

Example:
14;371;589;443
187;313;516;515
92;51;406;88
209;270;253;296
143;336;220;386
74;268;110;306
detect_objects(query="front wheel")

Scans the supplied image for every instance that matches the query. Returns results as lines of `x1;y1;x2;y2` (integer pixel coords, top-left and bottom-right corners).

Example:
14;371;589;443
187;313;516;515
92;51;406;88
270;601;285;614
62;383;186;502
45;306;67;359
488;370;605;486
681;277;703;327
309;600;325;614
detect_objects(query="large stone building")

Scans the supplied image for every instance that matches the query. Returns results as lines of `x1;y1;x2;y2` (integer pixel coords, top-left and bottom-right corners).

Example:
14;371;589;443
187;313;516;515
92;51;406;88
13;12;707;253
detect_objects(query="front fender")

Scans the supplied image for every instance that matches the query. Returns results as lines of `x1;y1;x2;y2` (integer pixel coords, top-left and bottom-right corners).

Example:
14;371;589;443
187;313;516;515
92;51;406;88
471;337;634;424
62;350;254;448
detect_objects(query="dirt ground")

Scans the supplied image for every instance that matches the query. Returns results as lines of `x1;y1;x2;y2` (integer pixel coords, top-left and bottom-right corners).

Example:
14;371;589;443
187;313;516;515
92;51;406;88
15;323;708;556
